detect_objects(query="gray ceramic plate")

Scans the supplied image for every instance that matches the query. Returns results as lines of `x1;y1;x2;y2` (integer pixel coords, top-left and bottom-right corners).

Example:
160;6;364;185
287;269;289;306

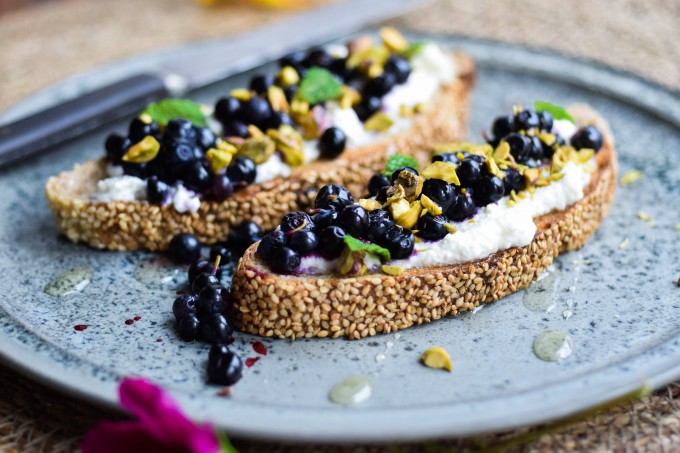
1;33;679;443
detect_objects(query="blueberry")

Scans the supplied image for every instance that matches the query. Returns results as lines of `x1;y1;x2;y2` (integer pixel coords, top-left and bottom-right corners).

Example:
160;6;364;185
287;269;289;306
104;134;130;165
280;51;306;68
208;174;234;201
421;179;456;211
257;230;286;261
570;126;603;152
503;167;526;193
147;176;170;204
504;133;532;163
283;85;298;103
366;210;394;243
214;96;241;123
129;118;160;143
304;48;333;68
280;211;313;233
241;96;272;125
311;209;339;230
189;260;223;285
329;57;352;81
375;186;390;203
165;118;197;143
314;184;355;211
192;272;220;294
377;225;414;260
226;156;257;185
317;226;346;259
222;120;249;138
353;96;381;122
390;166;418;183
201;313;233;344
263;111;294;130
207;344;243;386
384;56;411;84
249;74;274;95
271;246;300;274
209;244;233;264
513;109;540;131
491;115;514;140
364;72;397;98
172;294;196;322
432;152;458;163
473;175;505;206
167;233;201;264
227;220;263;256
318;127;346;159
197;284;230;318
538;111;554;131
528;136;544;161
288;230;318;255
178;313;200;341
368;173;391;197
416;214;448;241
164;141;197;171
446;191;476;221
457;158;483;187
194;126;217;151
184;162;211;193
338;205;369;237
121;161;148;179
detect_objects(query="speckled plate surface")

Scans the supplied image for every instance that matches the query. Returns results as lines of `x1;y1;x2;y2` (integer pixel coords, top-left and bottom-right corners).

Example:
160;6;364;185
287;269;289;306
1;33;679;442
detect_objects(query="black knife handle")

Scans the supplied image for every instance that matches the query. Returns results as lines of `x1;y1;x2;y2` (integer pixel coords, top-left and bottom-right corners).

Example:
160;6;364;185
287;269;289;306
0;74;170;168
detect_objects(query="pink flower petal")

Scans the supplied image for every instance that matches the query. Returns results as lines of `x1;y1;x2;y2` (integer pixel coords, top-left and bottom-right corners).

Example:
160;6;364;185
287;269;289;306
82;421;183;453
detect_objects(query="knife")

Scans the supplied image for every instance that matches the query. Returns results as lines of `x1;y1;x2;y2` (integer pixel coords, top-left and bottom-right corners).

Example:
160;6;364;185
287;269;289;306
0;0;430;168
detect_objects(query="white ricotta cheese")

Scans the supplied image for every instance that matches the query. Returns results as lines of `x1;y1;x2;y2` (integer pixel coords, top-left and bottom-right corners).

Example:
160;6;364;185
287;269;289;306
171;185;201;213
254;153;292;184
93;175;147;202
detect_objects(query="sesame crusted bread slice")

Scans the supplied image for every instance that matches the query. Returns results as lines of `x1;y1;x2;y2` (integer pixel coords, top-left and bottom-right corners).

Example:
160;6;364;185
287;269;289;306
230;104;617;340
45;52;475;251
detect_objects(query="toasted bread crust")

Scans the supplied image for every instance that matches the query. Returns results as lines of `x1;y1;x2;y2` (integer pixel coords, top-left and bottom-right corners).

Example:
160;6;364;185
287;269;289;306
230;105;617;340
45;53;475;251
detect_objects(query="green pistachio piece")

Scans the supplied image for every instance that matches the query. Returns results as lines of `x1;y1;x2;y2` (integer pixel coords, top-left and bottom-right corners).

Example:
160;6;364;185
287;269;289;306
122;136;160;163
237;135;275;164
267;125;305;167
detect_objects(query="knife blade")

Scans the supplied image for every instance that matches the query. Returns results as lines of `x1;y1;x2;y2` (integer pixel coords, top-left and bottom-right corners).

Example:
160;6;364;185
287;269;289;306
0;0;430;168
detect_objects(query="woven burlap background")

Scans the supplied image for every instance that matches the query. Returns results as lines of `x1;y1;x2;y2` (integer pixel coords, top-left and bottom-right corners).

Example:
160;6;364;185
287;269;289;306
1;0;679;451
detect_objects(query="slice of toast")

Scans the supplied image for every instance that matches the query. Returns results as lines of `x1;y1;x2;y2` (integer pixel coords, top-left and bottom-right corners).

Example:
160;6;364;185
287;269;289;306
230;104;617;340
45;52;475;251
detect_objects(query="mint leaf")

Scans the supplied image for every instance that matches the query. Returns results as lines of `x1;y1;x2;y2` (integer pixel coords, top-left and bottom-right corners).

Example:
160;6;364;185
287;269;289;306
343;235;391;262
141;98;207;127
297;68;342;104
217;431;238;453
400;41;427;60
534;100;575;124
383;153;419;176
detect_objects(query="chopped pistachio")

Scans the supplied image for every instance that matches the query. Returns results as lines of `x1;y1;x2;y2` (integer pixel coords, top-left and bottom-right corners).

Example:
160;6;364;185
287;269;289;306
364;112;394;132
421;161;460;185
575;148;595;164
237;135;275;164
637;211;653;222
675;223;680;231
413;102;427;114
550;172;566;182
400;105;415;118
138;113;153;124
267;125;305;167
384;184;406;207
420;346;452;372
122;136;160;163
230;88;251;101
507;199;516;208
393;169;423;201
206;142;237;173
247;124;264;138
493;141;511;162
339;86;361;110
524;168;541;186
509;190;519;203
278;66;300;87
389;198;410;220
394;201;422;229
485;156;501;176
346;45;389;70
290;99;310;115
444;224;457;234
420;194;442;216
621;170;643;186
367;63;383;78
358;198;382;211
380;26;409;52
267;86;289;113
537;131;557;146
381;265;404;276
535;178;550;187
339;247;368;276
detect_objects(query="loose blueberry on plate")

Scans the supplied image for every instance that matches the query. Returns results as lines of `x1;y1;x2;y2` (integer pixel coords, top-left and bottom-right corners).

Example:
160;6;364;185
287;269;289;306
168;233;201;264
226;156;257;185
417;214;448;241
207;344;243;386
178;313;200;342
318;127;346;159
147;176;170;204
188;260;223;284
368;173;391;196
338;205;369;237
288;230;318;255
228;220;263;256
172;294;197;322
257;230;286;261
209;244;233;264
421;178;455;212
317;226;346;259
201;313;233;344
472;175;505;206
271;247;300;274
191;272;221;294
197;284;229;317
214;96;241;123
570;125;603;152
314;184;355;211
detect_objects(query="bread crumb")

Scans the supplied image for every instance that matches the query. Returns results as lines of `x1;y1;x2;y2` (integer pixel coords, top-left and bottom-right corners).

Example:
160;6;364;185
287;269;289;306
675;223;680;231
637;211;653;222
618;238;629;250
620;170;643;185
